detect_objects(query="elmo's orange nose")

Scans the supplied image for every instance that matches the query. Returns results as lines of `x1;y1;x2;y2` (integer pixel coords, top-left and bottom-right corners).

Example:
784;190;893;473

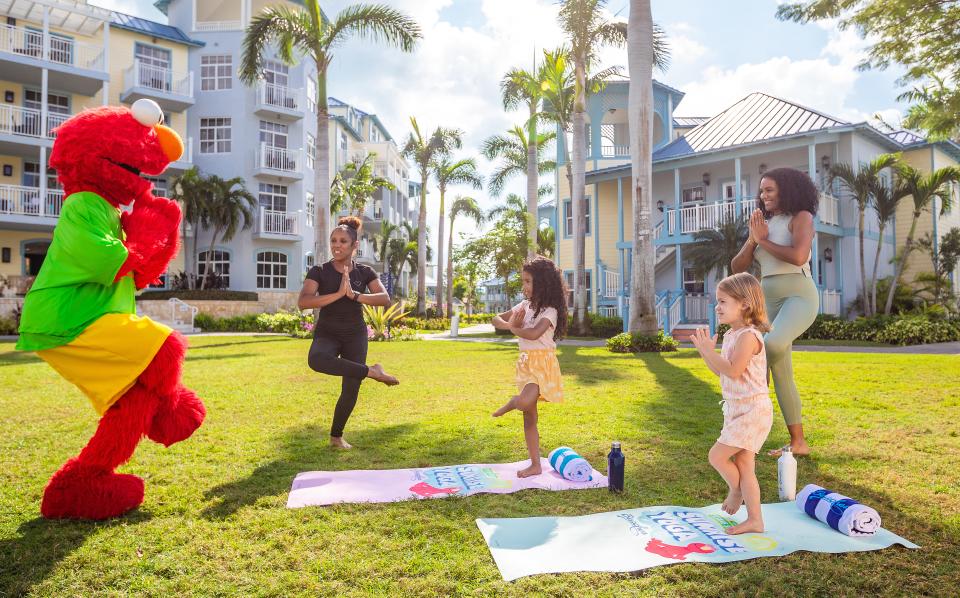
155;124;183;162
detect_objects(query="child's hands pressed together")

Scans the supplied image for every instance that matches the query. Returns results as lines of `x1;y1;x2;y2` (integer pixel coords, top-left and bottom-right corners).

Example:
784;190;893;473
510;306;527;330
690;327;717;353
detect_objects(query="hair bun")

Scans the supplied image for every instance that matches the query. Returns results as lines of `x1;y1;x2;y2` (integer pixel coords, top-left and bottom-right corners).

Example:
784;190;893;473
337;216;362;231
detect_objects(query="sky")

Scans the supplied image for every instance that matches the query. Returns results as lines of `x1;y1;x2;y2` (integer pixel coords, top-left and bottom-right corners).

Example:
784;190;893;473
93;0;909;259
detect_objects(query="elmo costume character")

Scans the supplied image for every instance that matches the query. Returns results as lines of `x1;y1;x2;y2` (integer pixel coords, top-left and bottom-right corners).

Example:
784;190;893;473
16;99;205;520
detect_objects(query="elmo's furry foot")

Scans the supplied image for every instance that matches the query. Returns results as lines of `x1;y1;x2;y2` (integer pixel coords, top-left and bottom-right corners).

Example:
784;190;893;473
41;458;144;520
147;387;206;447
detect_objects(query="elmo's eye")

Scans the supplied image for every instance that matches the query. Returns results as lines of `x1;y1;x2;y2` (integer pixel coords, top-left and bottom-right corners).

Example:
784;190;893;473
132;99;163;127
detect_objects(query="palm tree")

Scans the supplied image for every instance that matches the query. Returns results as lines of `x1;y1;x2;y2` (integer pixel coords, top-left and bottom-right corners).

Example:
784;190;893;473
686;216;751;281
240;2;420;263
446;196;484;315
830;154;898;315
401;118;463;315
885;164;960;314
374;220;399;280
432;157;483;317
627;0;670;334
169;166;208;289
537;226;557;259
487;193;528;234
501;63;546;259
868;178;910;315
481;126;557;197
199;176;257;290
329;152;395;217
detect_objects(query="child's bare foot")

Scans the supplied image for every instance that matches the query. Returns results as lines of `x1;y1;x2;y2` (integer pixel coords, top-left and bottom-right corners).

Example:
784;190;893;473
721;488;743;515
367;363;399;386
329;436;352;449
517;463;542;478
492;397;517;417
726;518;764;535
767;440;810;457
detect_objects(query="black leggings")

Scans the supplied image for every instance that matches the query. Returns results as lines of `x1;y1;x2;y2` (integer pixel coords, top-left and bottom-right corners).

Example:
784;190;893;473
307;325;369;437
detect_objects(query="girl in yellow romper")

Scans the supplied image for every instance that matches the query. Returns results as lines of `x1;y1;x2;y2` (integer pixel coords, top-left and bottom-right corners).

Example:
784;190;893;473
492;256;568;478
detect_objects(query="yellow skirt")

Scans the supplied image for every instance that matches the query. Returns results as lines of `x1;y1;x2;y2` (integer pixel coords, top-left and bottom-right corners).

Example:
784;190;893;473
37;313;172;415
515;349;563;403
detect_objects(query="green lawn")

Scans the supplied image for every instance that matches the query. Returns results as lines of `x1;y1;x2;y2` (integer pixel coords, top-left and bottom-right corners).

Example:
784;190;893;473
1;338;958;596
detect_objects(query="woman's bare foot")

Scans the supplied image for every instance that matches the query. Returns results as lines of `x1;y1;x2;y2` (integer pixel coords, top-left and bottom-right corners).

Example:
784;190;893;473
367;363;399;386
721;488;743;515
517;463;542;478
330;436;352;449
767;440;810;457
726;518;764;535
493;397;517;417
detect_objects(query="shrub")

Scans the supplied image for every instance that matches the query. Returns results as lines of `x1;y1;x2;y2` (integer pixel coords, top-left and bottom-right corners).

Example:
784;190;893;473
0;317;18;335
606;330;679;353
587;315;624;338
195;313;260;333
874;316;960;345
256;310;312;338
401;317;449;331
460;313;494;324
716;323;731;343
606;332;633;353
138;290;259;301
364;303;410;341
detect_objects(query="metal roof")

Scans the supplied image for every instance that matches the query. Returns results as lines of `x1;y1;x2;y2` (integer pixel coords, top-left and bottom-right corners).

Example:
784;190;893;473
672;116;710;128
886;130;925;145
1;0;111;35
110;10;203;46
654;92;848;160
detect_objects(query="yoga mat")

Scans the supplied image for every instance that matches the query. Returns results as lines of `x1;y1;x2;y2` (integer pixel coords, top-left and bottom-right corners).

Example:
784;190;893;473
287;458;606;507
476;502;918;581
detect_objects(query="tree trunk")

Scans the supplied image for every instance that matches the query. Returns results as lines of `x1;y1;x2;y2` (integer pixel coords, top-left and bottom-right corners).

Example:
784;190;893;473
200;228;221;291
858;208;870;316
315;72;332;263
446;215;456;316
417;172;428;316
572;53;588;336
885;212;920;315
526;104;539;260
190;215;201;289
628;0;658;335
870;223;885;316
436;186;446;318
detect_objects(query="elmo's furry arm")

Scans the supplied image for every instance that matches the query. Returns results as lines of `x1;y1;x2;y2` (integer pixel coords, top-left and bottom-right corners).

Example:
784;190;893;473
115;190;182;289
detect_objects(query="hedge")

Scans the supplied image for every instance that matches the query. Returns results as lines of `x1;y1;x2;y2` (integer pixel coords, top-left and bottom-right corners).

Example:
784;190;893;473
138;290;259;301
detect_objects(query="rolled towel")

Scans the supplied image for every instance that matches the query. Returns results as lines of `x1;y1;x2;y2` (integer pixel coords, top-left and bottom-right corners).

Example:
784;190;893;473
548;446;593;482
796;484;882;537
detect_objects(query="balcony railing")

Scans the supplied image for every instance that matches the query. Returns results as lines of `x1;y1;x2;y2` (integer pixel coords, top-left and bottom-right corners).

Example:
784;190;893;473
256;82;302;111
603;269;620;299
194;20;244;32
818;193;840;226
0;105;73;138
0;23;104;70
124;61;193;96
821;289;842;316
664;200;754;235
0;185;63;217
684;293;711;322
256;144;301;172
599;144;629;158
259;207;300;236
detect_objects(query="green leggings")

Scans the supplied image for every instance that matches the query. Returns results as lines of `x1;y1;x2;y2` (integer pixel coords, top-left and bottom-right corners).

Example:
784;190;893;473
761;273;819;426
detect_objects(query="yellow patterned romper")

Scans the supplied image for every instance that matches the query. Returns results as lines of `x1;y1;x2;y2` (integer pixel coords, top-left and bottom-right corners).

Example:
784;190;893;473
512;300;563;403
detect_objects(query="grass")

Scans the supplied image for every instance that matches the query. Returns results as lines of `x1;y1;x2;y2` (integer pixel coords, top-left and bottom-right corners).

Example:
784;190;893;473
1;337;958;596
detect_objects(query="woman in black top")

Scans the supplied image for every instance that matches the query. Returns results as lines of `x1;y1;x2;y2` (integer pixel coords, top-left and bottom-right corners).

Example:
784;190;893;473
298;216;399;449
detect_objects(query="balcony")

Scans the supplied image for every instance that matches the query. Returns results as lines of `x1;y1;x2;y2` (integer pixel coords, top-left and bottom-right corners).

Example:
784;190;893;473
0;105;73;153
254;82;304;120
661;200;754;236
254;207;301;240
120;61;195;112
818;192;840;227
0;185;63;230
0;23;108;94
254;144;303;181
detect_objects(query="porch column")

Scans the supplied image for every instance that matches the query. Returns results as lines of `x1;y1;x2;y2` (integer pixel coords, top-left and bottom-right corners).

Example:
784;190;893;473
836;237;844;311
617;176;625;310
40;68;48;142
666;94;674;142
734;157;742;214
39;147;48;215
594;182;600;312
102;21;110;105
812;232;820;292
673;168;680;238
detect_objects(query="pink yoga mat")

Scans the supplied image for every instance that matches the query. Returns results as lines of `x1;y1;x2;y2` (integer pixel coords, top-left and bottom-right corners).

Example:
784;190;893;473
286;458;607;507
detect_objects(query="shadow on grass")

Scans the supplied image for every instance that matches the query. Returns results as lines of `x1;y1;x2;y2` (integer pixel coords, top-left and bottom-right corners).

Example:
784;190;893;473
187;337;297;351
558;345;627;384
185;352;258;362
0;510;154;596
0;351;41;367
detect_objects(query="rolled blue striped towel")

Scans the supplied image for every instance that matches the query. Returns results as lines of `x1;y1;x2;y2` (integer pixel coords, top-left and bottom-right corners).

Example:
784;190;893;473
548;447;593;482
795;483;882;536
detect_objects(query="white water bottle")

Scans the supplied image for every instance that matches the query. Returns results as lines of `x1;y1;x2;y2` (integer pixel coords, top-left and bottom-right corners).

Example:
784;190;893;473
778;447;797;501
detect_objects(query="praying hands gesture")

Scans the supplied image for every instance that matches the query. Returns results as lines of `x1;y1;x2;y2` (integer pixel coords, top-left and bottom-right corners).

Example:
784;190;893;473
339;264;355;300
690;327;718;355
748;209;768;244
509;306;527;332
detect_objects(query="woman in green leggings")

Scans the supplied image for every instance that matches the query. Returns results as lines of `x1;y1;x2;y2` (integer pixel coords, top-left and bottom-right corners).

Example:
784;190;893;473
732;167;819;456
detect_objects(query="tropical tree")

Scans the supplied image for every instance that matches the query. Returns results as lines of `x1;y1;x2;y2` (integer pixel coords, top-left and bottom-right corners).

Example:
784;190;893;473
329;152;395;217
537;226;556;259
374;220;399;282
686;216;751;281
481;126;557;199
401;118;463;315
446;196;484;316
240;1;420;263
885;164;960;314
432;157;483;317
627;0;670;334
915;227;960;310
169;166;208;289
867;177;910;314
830;154;898;315
199;176;257;290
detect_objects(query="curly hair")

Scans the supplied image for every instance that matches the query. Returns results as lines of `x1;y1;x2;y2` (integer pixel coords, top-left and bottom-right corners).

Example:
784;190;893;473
756;167;819;218
523;255;568;340
332;215;362;242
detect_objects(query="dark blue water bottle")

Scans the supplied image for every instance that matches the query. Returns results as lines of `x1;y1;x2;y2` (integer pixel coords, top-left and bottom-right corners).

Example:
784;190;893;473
608;441;624;492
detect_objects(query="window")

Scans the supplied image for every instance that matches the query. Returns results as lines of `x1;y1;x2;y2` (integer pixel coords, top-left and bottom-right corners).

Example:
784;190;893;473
306;77;317;112
135;43;172;91
258;183;288;212
200;117;231;153
562;198;591;237
305;252;315;272
306;133;315;169
721;179;749;201
197;249;231;287
682;186;705;204
263;60;289;87
564;271;592;308
257;251;288;289
144;176;167;197
682;267;704;294
305;191;315;226
24;89;69;114
370;126;380;143
259;120;288;149
200;55;232;91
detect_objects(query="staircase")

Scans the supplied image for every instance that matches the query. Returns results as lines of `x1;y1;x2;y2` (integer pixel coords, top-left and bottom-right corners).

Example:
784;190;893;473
137;298;199;334
669;325;700;343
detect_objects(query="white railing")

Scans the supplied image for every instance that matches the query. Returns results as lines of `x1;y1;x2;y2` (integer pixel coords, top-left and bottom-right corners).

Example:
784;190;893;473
125;61;193;96
259;207;300;236
599;306;619;317
821;289;842;316
169;298;198;332
600;144;629;158
603;269;621;299
47;112;70;136
654;221;664;239
668;295;682;332
0;185;63;217
656;294;666;329
257;82;302;111
0;23;104;70
257;144;301;172
818;193;840;226
673;200;754;235
194;20;244;32
684;293;711;322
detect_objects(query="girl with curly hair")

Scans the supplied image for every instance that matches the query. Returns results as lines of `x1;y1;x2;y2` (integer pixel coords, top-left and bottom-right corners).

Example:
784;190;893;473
731;167;820;457
491;255;568;478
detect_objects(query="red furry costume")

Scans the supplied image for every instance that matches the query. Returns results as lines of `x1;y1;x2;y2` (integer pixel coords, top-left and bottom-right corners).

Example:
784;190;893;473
15;100;205;520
